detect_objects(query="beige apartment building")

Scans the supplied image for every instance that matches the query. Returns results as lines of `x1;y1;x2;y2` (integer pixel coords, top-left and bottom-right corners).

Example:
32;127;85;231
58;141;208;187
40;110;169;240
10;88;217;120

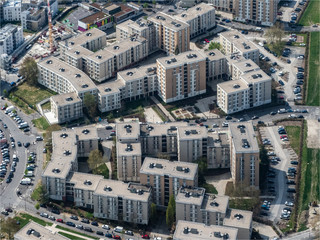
229;122;259;188
93;180;152;225
217;69;271;114
37;56;98;100
74;126;100;158
140;157;198;207
209;0;278;26
175;3;216;39
59;28;106;61
116;18;156;52
207;131;230;169
223;209;253;240
220;30;259;64
174;220;239;240
85;36;148;82
64;45;92;71
177;126;208;163
149;12;190;55
50;92;83;124
97;80;123;113
157;51;206;103
175;187;229;226
202;49;228;81
227;55;260;80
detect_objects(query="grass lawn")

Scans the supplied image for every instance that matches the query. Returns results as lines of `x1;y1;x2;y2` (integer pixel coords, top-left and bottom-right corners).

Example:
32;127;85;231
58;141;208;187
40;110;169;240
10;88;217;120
285;126;301;155
32;117;50;131
93;164;109;179
56;225;99;239
41;101;51;111
151;106;166;121
299;0;320;26
306;32;320;106
201;182;218;194
266;41;286;57
58;232;87;240
15;213;53;228
229;198;260;212
292;33;308;47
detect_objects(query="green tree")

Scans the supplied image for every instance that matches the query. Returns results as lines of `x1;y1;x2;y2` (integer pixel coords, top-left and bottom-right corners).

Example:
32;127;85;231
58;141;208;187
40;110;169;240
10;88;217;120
166;204;175;228
168;195;176;216
150;203;157;223
138;0;141;5
208;42;221;50
122;0;126;3
83;93;97;119
19;57;38;86
0;217;21;239
174;45;179;55
143;3;148;8
88;149;103;171
3;89;8;98
4;103;8;108
31;182;49;204
196;157;208;175
44;124;62;152
152;0;156;8
35;202;40;210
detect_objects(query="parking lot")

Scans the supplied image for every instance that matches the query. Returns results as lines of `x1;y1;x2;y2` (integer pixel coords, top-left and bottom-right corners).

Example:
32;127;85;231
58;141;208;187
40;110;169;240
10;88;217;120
259;124;299;222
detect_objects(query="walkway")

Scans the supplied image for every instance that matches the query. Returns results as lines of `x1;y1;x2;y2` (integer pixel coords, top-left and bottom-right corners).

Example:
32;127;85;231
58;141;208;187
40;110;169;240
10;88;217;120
46;224;95;240
150;96;175;122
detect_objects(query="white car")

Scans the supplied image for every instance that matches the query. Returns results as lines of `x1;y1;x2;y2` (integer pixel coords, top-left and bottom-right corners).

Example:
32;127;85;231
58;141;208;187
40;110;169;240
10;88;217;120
299;43;306;46
285;201;294;207
102;224;110;230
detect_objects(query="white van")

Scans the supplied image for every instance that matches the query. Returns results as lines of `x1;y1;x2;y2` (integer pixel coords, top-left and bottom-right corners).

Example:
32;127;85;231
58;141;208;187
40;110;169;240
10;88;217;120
114;226;123;233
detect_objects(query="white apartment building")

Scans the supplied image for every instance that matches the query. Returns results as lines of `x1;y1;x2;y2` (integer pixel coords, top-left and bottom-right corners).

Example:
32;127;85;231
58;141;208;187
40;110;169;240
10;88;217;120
97;80;123;113
175;3;216;39
0;24;24;55
3;0;21;21
227;55;260;80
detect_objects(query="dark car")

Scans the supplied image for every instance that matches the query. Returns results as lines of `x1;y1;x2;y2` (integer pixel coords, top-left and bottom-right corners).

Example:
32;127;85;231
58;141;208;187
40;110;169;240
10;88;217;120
17;141;22;147
66;222;76;227
24;142;30;148
257;121;264;125
40;203;47;208
105;233;113;238
70;215;78;220
51;209;60;215
5;208;12;212
297;115;304;118
6;177;11;183
1;210;9;216
291;161;299;165
106;126;113;130
225;116;232;120
270;111;277;115
287;180;296;185
84;227;93;232
23;128;30;132
81;218;90;224
279;80;285;86
91;221;98;226
287;188;296;193
125;230;134;236
96;231;104;236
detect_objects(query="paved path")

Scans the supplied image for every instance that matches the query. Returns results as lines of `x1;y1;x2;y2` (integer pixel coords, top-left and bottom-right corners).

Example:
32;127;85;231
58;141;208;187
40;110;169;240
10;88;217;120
150;96;175;122
46;224;96;240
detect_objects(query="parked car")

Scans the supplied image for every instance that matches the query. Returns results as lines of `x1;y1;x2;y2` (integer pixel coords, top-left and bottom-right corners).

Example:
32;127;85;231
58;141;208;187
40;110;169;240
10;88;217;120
56;219;64;223
125;230;134;236
102;225;110;230
81;218;90;224
66;221;76;227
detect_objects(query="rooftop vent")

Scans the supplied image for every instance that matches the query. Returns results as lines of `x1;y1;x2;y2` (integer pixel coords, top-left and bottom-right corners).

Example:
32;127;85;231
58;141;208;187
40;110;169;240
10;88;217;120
170;126;177;130
187;54;197;59
75;73;81;78
171;58;177;62
166;60;171;64
104;186;112;191
210;201;219;207
26;228;34;235
147;126;154;131
96;55;102;59
234;35;240;39
113;46;120;50
214;232;229;239
176;166;190;173
196;7;201;10
181;14;186;17
149;163;163;169
242;139;250;148
66;97;73;101
234;213;243;220
70;41;75;45
81;84;88;88
125;144;133;152
82;129;90;134
64;150;71;156
59;68;65;72
52;168;60;173
75;51;80;55
84;180;92;185
46;60;52;64
156;15;166;20
126;71;133;76
60;133;68;138
105;88;111;92
209;52;215;56
175;23;181;27
86;32;92;37
245;63;251;67
233;84;240;89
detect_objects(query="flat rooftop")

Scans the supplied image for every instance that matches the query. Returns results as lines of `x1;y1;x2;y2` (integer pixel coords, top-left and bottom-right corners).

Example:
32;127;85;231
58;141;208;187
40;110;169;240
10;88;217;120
149;12;189;31
94;179;151;202
14;221;69;240
50;92;81;107
177;126;208;140
140;122;188;137
0;24;20;41
117;63;157;83
175;187;205;206
241;69;271;84
97;80;124;96
217;79;248;94
117;142;141;156
223;208;253;230
68;172;103;191
202;194;229;214
38;56;97;94
157;50;206;69
65;45;93;59
118;18;152;32
232;58;260;74
79;11;110;24
113;4;135;18
229;121;259;153
202;49;226;62
207;132;229;147
140;157;198;180
116;121;140;141
73;125;99;141
175;3;215;22
174;220;238;240
220;30;258;53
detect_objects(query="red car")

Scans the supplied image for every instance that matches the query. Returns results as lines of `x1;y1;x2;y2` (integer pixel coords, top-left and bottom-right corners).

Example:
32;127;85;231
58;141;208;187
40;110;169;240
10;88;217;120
141;235;150;239
113;235;121;240
1;106;6;110
204;39;209;43
280;135;288;139
56;219;63;223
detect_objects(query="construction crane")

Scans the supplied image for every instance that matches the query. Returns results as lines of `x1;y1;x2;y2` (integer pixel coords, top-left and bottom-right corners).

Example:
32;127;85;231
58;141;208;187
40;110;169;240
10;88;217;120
47;0;53;53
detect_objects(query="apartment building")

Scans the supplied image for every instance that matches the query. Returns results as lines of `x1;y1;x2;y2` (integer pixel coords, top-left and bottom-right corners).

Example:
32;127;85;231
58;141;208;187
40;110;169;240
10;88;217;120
175;3;215;39
64;45;92;71
149;12;190;55
59;28;106;61
116;18;156;52
217;69;271;114
220;30;259;64
157;51;206;103
174;220;239;240
85;36;148;82
117;64;157;100
37;56;98;100
140;157;198;207
207;131;230;169
229;122;259;188
202;49;227;81
3;0;21;21
177;126;208;163
74;126;100;157
227;55;260;80
50;92;83;124
208;0;234;13
176;187;229;225
93;180;151;225
97;80;123;113
223;209;253;240
21;7;47;32
14;221;69;240
0;24;24;55
179;0;201;8
140;122;188;158
78;11;113;32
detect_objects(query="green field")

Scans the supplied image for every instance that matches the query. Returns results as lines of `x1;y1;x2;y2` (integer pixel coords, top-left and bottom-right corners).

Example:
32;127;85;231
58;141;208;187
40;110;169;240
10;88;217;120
55;225;99;239
285;126;301;155
306;32;320;106
58;232;86;240
32;117;50;131
299;0;320;26
14;213;53;228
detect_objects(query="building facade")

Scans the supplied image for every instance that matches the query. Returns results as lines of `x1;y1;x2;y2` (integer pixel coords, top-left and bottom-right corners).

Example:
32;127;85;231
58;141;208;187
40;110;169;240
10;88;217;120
0;24;24;55
21;7;47;32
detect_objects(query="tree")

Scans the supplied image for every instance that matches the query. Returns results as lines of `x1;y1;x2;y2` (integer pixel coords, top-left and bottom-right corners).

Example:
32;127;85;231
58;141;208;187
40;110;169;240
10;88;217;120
31;182;49;204
83;93;97;119
143;3;148;8
88;149;103;171
35;203;40;210
4;103;8;108
174;45;179;55
152;0;156;8
150;203;157;223
166;195;176;228
3;89;8;98
208;42;221;50
0;217;21;239
168;195;176;216
138;0;141;5
19;57;38;86
196;156;208;175
122;0;126;3
44;124;62;152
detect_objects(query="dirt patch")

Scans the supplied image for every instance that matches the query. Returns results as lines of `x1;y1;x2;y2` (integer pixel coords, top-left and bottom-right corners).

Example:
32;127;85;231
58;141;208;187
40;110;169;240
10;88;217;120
308;205;320;231
296;35;304;43
306;120;320;148
205;172;232;195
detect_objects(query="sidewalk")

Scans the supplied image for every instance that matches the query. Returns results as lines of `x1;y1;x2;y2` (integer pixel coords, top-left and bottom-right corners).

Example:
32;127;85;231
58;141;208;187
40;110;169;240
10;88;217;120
150;96;175;122
46;224;96;240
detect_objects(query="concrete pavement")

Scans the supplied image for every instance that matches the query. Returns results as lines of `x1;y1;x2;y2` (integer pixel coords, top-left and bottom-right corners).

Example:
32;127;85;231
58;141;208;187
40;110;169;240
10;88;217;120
150;96;175;122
